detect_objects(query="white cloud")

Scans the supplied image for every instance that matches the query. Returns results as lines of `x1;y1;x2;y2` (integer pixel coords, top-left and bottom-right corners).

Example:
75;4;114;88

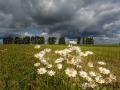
41;32;48;36
21;32;32;37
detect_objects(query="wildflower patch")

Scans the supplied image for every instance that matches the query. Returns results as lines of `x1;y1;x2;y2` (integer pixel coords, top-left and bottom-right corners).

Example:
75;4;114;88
34;45;117;89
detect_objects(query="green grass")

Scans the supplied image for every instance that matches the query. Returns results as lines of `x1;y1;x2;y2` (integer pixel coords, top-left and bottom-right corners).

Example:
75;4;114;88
0;44;120;90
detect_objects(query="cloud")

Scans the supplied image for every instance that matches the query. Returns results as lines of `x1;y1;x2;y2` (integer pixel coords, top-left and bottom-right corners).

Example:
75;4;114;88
103;20;120;31
0;12;13;28
0;0;120;43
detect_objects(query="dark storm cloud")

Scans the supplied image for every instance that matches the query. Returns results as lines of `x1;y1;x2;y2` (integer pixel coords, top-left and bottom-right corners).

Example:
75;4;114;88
0;0;120;42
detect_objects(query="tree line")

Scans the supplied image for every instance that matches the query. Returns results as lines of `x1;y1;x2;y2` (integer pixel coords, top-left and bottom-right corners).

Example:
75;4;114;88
3;36;94;45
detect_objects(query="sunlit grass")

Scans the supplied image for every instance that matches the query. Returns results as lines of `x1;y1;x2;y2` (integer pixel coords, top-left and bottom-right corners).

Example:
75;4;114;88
0;44;120;90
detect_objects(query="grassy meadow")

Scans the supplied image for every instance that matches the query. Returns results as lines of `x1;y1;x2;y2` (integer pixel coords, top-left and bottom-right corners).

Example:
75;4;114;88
0;44;120;90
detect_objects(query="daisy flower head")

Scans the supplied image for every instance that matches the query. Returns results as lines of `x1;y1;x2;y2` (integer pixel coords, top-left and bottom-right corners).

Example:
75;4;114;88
88;62;94;68
98;67;110;75
76;65;82;68
81;83;90;89
70;58;77;65
37;68;47;75
65;68;77;77
34;45;41;49
97;61;106;65
89;71;96;77
44;48;51;53
89;81;97;89
95;76;105;84
55;58;64;63
86;51;94;55
34;52;45;59
86;76;93;82
34;63;40;67
47;64;52;68
47;70;55;76
109;74;116;81
79;71;88;78
40;59;48;65
57;64;62;70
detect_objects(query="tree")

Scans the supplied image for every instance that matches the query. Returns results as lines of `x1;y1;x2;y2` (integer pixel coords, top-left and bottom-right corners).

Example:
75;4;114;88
3;38;7;44
77;37;81;44
82;37;86;45
86;37;90;44
91;37;94;45
31;36;36;44
83;37;94;45
58;37;65;44
8;37;14;44
3;37;14;44
48;37;56;44
37;37;45;44
86;37;88;44
14;37;23;44
23;36;30;44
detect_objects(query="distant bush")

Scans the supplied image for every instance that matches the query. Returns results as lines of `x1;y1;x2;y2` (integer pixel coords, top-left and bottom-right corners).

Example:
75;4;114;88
77;37;81;44
23;36;30;44
82;37;94;45
82;37;86;45
3;36;94;45
91;37;94;44
48;37;56;44
37;37;45;44
31;36;45;44
86;37;90;44
31;36;36;44
58;37;65;44
3;37;14;44
87;37;94;45
14;37;23;44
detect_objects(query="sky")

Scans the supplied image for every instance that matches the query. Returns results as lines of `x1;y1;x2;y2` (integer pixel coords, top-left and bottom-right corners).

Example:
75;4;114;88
0;0;120;44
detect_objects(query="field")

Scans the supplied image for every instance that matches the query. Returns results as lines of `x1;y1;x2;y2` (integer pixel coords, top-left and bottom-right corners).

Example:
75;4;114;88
0;44;120;90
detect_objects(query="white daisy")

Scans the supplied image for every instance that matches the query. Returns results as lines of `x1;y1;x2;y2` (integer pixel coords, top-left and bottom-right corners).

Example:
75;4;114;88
55;58;64;63
79;71;88;78
86;51;94;55
34;63;40;67
86;76;93;82
95;76;105;84
34;52;45;59
57;64;62;70
81;83;89;89
44;48;51;53
88;62;94;67
89;71;96;77
37;68;47;74
97;61;106;65
34;45;40;49
98;67;110;75
109;74;116;81
65;68;77;77
47;70;55;76
89;81;97;88
40;59;48;65
47;64;52;68
76;65;82;68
